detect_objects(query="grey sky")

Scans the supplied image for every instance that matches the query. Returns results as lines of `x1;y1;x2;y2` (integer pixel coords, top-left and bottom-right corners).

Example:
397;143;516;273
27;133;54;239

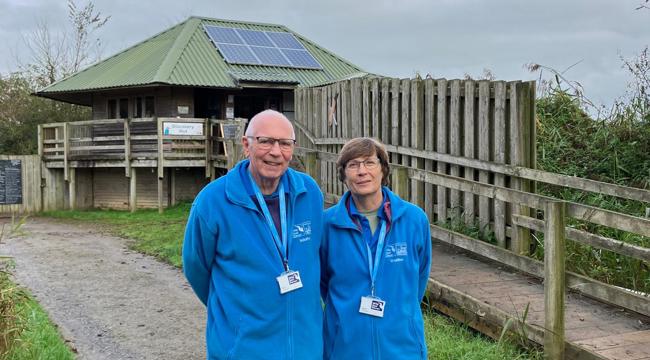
1;0;648;110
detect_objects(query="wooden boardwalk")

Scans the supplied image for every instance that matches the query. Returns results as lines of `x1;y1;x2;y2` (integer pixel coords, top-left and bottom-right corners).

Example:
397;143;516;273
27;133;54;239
428;240;650;360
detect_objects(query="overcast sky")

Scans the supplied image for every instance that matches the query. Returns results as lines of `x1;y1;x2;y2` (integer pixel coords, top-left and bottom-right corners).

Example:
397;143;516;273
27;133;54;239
1;0;648;110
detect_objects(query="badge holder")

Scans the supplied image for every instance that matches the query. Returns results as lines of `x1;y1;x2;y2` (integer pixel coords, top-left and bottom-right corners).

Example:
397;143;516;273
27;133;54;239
277;270;303;294
359;295;386;317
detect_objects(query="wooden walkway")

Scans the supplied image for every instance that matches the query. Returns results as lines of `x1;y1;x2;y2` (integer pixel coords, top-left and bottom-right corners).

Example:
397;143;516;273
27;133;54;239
428;240;650;360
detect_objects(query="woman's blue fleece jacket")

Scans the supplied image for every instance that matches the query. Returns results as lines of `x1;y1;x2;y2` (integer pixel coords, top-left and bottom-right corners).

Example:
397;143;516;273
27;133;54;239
183;160;323;360
320;187;432;360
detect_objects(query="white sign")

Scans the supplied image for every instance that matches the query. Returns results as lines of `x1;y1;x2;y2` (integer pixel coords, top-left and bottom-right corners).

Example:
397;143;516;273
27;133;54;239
177;105;189;115
163;122;203;136
226;107;234;119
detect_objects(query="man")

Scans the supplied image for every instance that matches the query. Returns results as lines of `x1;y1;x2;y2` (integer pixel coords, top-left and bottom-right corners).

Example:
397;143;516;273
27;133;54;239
320;137;432;360
183;110;323;360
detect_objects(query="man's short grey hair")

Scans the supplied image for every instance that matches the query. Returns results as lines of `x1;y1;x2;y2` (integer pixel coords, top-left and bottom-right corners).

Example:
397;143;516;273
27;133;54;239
245;109;295;139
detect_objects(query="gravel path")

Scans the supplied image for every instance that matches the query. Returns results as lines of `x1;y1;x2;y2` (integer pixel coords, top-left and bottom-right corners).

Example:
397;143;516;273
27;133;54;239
1;217;206;360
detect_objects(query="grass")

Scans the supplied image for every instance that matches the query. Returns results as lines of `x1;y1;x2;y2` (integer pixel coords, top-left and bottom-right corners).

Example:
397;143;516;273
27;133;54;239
0;269;75;360
536;90;650;294
424;310;541;360
42;204;541;359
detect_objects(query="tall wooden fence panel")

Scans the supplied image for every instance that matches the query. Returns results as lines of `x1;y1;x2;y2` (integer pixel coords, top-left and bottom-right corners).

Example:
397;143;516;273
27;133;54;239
294;77;536;252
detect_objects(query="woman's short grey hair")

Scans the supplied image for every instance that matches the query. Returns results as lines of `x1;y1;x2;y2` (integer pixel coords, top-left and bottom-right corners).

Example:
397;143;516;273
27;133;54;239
336;137;390;186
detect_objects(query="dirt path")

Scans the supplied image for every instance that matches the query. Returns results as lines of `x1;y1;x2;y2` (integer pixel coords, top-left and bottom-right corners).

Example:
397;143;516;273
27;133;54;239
1;217;206;360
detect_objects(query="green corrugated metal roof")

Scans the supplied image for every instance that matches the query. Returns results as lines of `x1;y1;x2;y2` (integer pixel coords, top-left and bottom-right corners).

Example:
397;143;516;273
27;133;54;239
37;16;366;96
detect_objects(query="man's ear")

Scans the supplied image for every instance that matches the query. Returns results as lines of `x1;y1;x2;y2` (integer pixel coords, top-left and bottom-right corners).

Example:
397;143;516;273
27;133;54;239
242;136;250;157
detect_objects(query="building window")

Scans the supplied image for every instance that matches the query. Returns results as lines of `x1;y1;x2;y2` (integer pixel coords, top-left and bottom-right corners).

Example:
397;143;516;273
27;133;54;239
108;99;117;119
144;96;155;117
135;97;143;118
119;98;129;119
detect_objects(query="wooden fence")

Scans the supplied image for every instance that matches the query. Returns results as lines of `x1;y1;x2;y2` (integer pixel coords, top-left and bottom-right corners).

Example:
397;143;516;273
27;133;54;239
295;77;537;254
294;145;650;358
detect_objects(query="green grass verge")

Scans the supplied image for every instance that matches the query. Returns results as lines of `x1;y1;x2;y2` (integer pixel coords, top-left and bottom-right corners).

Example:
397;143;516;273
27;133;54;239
0;270;74;360
42;205;541;359
424;310;541;360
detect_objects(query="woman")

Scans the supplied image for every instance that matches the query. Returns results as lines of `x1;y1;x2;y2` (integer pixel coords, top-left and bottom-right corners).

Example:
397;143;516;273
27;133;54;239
320;137;432;360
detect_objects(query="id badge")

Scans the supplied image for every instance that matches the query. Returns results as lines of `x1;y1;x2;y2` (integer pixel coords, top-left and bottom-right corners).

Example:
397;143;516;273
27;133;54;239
359;296;386;317
276;270;303;294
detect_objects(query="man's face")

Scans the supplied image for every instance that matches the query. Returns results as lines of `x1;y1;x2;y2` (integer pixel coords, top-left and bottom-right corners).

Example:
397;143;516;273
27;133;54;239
343;153;383;199
242;114;294;185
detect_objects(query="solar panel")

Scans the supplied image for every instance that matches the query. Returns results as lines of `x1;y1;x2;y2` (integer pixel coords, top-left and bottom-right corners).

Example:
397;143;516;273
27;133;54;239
203;25;322;69
218;44;260;65
236;29;274;47
250;46;291;66
281;49;322;69
266;32;303;49
205;26;242;44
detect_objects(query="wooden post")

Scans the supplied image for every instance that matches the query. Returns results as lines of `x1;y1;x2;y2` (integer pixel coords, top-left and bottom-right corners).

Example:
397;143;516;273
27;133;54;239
544;200;566;360
124;118;131;177
463;80;476;226
37;125;43;158
304;151;320;181
170;169;177;206
510;82;533;255
63;123;69;182
393;166;409;200
158;176;164;214
68;167;76;210
157;118;164;214
477;81;490;231
129;168;137;213
157;117;164;179
205;119;212;178
436;79;448;223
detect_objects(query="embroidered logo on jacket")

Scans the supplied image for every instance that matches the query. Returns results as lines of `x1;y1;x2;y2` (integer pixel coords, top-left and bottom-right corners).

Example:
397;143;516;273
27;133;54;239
384;242;407;262
292;221;312;242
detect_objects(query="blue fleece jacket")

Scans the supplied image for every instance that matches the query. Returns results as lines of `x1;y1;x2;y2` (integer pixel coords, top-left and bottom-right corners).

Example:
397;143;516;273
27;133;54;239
183;160;323;360
320;187;432;360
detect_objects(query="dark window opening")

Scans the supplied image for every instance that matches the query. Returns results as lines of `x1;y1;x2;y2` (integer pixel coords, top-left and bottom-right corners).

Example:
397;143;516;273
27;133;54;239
144;96;155;117
108;99;117;119
119;98;129;118
135;97;143;118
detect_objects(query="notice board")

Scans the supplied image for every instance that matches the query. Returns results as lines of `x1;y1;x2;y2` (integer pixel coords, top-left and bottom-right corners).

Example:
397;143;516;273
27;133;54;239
0;160;22;205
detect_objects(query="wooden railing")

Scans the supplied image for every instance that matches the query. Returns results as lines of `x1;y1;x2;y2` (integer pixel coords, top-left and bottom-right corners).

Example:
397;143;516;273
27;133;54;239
294;146;650;358
38;117;248;180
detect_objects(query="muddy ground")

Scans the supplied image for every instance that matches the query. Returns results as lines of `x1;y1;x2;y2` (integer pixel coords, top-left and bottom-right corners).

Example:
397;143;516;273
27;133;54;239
1;217;206;360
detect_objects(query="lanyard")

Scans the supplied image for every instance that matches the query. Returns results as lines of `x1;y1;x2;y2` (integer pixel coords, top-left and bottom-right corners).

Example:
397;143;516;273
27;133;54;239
248;171;289;271
366;220;387;297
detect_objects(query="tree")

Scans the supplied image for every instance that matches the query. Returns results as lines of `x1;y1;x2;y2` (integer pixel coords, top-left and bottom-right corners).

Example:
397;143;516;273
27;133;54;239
20;0;109;87
0;1;109;155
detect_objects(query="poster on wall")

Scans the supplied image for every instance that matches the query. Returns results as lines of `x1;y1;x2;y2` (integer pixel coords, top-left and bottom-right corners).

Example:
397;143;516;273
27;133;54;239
0;160;23;205
163;122;204;136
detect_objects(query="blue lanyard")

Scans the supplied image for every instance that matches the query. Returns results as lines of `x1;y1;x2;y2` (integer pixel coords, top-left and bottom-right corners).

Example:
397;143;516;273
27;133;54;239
366;221;387;297
248;171;289;271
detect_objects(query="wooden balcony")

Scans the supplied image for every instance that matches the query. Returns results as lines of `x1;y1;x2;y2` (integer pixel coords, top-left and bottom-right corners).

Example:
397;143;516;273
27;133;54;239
38;117;247;179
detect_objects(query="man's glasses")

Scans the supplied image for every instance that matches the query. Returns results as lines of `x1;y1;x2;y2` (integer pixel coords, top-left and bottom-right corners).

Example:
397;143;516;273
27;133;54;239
345;158;381;171
248;136;296;151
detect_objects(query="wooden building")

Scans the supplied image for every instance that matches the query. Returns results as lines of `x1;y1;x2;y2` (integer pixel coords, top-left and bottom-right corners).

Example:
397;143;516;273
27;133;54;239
32;16;367;212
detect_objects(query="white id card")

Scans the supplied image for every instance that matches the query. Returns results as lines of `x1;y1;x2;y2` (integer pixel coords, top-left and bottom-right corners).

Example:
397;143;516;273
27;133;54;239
359;296;386;317
276;270;303;294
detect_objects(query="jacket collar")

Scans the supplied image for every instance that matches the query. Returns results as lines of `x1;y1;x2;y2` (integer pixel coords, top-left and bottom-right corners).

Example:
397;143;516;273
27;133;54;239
225;159;306;211
330;186;407;230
